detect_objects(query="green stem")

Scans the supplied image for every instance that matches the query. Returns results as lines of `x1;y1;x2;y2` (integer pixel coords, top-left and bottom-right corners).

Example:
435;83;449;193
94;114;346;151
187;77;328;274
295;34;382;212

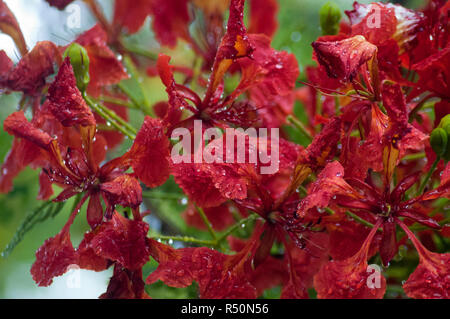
287;115;313;142
345;211;377;229
216;214;259;243
196;205;217;241
150;235;215;246
97;95;137;109
417;157;440;196
402;152;426;161
84;94;136;140
95;100;137;135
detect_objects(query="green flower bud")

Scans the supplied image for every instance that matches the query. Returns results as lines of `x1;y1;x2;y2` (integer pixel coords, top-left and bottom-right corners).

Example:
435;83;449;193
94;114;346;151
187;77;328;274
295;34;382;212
430;128;448;157
319;1;342;36
63;43;90;92
439;114;450;129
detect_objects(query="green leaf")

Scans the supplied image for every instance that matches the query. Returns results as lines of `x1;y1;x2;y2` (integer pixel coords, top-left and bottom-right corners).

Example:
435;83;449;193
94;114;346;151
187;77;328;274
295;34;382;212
1;200;66;258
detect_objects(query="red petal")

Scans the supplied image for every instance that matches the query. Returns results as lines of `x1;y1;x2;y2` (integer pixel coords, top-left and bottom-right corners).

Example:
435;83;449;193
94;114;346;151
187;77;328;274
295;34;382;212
397;220;450;299
346;2;423;50
100;174;143;209
314;220;386;299
149;0;190;47
248;0;278;38
297;161;362;217
76;231;109;271
2;41;59;95
204;0;254;102
379;217;397;266
30;229;77;286
303;117;341;169
86;191;104;229
100;265;149;299
37;170;54;200
90;212;150;270
3;111;54;150
346;3;397;46
312;35;377;81
126;116;170;188
172;162;227;208
412;45;450;99
0;138;42;192
236;34;299;100
47;57;96;127
44;0;75;10
113;0;152;34
0;0;27;56
422;162;450;200
147;240;257;299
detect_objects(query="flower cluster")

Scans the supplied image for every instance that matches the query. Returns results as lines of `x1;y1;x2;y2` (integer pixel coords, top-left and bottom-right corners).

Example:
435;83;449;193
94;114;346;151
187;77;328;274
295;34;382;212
0;0;448;299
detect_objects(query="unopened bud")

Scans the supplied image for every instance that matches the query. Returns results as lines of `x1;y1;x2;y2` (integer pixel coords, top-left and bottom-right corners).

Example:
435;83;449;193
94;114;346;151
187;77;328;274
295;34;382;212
430;128;447;157
319;1;342;35
63;43;90;92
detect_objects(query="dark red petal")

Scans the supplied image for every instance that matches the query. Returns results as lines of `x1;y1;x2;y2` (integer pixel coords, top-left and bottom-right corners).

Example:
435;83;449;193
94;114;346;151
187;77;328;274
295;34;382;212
100;174;143;209
113;0;152;34
126;116;170;188
76;231;109;271
204;0;254;102
412;45;450;99
30;229;77;286
2;41;60;95
37;170;54;200
44;0;75;10
235;34;299;101
0;139;42;192
0;49;13;79
149;0;190;47
156;54;193;126
100;265;149;299
379;217;397;266
326;218;374;260
347;2;396;46
346;2;423;50
397;219;450;299
172;162;227;208
147;239;257;299
297;161;361;218
303;116;341;169
90;212;150;270
86;191;104;229
0;0;27;56
249;0;278;38
397;209;441;229
312;35;377;81
422;162;450;200
4;111;54;150
314;220;386;299
47;57;96;127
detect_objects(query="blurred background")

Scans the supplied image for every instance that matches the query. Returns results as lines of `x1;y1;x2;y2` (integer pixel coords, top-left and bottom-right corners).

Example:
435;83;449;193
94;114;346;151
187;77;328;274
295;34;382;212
0;0;423;298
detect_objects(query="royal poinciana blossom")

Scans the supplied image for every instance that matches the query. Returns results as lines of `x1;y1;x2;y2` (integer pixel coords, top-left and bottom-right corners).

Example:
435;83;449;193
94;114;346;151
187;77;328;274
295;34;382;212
0;0;448;299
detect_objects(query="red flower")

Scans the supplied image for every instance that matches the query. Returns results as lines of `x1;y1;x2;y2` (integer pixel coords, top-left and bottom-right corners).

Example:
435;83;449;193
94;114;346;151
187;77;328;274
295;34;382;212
314;219;387;299
0;41;60;95
0;0;27;56
312;35;377;82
